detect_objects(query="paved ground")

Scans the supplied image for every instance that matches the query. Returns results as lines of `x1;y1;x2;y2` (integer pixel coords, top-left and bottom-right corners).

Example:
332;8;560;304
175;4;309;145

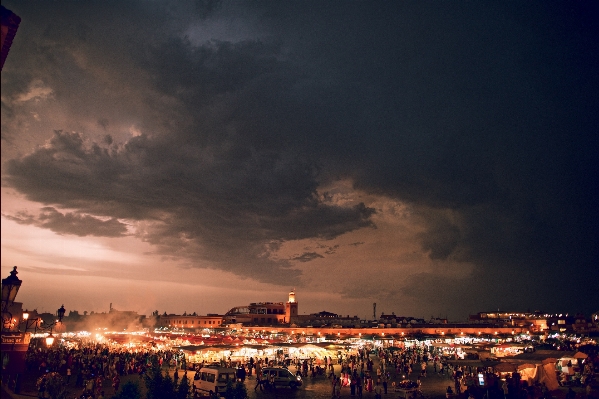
241;363;422;399
2;356;596;399
237;360;596;399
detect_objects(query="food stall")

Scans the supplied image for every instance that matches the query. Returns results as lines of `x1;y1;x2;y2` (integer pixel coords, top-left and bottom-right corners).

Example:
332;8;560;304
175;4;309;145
430;342;470;360
491;343;527;358
557;351;587;386
493;361;519;381
501;350;563;390
393;379;420;399
516;363;538;385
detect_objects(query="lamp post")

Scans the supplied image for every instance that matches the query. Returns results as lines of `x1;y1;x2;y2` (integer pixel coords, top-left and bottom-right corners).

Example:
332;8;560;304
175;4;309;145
21;310;39;333
20;305;67;347
46;333;55;347
1;266;22;331
1;266;65;393
43;305;66;347
1;266;26;393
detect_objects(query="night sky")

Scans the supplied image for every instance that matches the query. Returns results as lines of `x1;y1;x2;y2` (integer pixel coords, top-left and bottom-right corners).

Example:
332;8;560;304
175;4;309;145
1;1;598;321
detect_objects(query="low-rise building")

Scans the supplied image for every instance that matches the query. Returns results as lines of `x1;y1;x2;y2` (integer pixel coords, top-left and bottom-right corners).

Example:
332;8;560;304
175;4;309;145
378;314;427;327
291;311;361;328
223;302;287;325
469;311;548;332
223;290;299;326
157;313;224;330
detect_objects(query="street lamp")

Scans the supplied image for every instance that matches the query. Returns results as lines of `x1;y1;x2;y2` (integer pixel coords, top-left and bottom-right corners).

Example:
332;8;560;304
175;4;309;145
20;305;67;347
20;310;41;333
1;266;22;331
56;305;66;321
1;266;26;394
2;266;65;395
2;266;22;307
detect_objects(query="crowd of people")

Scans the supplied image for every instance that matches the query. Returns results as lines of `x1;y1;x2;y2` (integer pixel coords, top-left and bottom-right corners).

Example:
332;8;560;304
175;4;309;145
12;336;598;399
25;340;184;398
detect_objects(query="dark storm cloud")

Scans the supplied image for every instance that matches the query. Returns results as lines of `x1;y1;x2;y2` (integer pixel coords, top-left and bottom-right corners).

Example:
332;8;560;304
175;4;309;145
417;214;460;261
3;207;127;237
4;128;373;281
1;1;222;150
2;1;598;313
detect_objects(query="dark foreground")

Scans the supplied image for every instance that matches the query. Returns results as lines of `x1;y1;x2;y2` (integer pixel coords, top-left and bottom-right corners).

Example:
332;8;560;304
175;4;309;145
2;358;596;399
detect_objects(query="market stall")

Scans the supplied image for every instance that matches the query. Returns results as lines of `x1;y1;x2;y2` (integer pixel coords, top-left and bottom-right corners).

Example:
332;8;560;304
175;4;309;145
539;359;560;391
556;351;587;386
493;362;518;374
430;342;470;359
491;343;527;358
516;363;537;385
178;344;238;365
394;379;420;399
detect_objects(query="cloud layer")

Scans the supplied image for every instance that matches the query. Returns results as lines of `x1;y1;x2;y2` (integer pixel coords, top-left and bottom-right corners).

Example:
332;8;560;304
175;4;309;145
2;1;598;318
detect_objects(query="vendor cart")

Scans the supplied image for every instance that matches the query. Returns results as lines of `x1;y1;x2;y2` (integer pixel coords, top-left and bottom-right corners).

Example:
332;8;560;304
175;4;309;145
395;388;420;399
393;380;421;399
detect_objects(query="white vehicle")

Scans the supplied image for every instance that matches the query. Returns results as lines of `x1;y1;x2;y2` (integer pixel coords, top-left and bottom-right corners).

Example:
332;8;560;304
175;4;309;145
193;366;237;396
261;367;303;389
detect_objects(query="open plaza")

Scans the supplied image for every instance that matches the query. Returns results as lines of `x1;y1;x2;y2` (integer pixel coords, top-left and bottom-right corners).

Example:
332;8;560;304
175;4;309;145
2;267;598;399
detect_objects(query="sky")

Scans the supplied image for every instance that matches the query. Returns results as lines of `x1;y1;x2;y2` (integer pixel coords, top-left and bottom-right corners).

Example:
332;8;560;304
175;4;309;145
1;1;598;322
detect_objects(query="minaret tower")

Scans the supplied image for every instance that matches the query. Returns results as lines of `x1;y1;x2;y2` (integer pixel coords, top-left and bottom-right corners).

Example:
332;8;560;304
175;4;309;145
285;289;298;323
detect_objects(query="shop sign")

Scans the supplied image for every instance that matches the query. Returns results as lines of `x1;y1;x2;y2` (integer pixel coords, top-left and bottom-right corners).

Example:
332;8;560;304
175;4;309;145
1;332;31;345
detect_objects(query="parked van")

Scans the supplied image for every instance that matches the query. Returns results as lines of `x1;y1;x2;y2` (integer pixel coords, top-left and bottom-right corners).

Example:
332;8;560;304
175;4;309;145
193;366;237;396
261;367;302;389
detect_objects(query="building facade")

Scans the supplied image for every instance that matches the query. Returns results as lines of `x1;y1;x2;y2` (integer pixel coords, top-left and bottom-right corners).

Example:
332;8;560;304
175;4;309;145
224;290;298;326
469;311;549;332
157;313;224;330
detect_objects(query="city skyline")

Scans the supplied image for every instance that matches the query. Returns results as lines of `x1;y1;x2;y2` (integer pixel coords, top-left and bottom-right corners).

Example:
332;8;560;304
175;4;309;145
1;2;598;321
11;283;597;322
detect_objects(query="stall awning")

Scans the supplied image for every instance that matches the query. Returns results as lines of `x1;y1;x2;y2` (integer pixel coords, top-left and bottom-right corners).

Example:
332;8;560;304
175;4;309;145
505;350;576;364
494;363;518;373
517;363;537;370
